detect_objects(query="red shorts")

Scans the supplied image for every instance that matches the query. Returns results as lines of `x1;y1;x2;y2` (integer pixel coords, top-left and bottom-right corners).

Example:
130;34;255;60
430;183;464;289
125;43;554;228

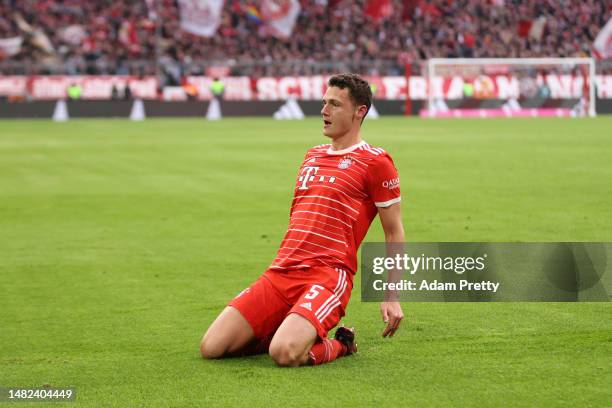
229;266;353;345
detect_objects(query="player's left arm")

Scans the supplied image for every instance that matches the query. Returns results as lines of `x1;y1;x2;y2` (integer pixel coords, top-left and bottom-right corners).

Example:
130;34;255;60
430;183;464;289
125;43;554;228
378;202;405;337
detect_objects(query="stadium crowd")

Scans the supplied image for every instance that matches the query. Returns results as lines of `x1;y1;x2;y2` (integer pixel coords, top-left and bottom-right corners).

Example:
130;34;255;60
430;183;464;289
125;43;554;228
0;0;609;77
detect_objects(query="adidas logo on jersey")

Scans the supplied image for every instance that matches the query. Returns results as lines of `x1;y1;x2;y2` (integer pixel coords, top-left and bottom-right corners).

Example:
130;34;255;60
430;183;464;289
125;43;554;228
299;302;312;311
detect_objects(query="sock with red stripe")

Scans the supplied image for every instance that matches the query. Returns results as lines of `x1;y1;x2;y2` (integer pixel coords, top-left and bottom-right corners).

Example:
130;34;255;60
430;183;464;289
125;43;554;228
308;338;347;365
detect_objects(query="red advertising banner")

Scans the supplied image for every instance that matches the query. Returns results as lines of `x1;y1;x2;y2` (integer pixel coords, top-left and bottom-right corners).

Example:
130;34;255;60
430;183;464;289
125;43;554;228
0;76;27;96
24;76;157;100
0;75;610;100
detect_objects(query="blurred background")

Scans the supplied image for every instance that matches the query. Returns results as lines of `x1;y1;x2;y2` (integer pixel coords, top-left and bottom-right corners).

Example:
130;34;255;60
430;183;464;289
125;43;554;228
0;0;611;117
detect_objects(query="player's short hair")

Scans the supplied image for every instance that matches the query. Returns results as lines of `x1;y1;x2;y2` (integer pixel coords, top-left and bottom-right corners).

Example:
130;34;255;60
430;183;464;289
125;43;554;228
328;73;372;121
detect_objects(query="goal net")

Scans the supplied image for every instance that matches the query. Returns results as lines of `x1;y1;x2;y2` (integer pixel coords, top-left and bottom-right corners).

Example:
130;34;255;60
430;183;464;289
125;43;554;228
422;58;596;118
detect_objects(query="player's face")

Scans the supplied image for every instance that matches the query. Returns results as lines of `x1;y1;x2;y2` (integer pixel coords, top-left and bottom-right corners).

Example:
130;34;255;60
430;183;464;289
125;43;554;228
321;87;365;139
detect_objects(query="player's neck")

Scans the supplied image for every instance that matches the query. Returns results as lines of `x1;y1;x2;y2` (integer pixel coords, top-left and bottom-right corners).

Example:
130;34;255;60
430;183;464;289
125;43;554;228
330;131;361;151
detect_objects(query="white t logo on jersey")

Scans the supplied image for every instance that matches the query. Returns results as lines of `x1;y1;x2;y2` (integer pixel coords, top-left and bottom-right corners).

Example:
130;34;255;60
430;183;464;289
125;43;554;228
298;166;319;190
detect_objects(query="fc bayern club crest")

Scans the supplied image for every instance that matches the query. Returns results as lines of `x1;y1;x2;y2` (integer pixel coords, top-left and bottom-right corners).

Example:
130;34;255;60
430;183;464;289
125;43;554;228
338;156;353;169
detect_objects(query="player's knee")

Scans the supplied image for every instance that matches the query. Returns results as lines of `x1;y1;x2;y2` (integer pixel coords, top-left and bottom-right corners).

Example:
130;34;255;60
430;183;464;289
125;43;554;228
200;335;227;359
269;340;304;367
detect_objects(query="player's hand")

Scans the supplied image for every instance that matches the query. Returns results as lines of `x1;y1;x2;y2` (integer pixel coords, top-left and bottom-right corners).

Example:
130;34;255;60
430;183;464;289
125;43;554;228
380;301;403;337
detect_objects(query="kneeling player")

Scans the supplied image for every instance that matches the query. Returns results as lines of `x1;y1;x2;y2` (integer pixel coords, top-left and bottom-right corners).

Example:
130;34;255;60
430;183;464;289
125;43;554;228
200;74;404;366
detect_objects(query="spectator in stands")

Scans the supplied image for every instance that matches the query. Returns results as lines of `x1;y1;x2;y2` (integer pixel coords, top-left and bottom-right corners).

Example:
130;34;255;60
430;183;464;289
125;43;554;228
1;0;610;75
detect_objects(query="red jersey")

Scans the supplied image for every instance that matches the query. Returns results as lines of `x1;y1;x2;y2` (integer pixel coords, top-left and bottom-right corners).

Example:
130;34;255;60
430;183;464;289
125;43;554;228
269;140;401;275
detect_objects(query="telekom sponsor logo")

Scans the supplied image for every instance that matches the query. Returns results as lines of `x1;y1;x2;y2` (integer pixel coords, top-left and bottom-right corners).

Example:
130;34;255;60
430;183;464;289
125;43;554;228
297;166;337;190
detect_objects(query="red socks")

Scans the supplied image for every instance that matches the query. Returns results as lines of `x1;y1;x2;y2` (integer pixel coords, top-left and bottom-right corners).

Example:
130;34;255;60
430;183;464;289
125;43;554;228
308;338;347;365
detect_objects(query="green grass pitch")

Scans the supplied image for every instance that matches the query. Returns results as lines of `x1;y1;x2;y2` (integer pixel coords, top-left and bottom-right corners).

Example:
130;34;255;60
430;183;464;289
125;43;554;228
1;117;611;407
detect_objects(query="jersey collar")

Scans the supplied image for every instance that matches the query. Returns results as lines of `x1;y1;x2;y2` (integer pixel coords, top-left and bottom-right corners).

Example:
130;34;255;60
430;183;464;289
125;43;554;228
326;140;367;155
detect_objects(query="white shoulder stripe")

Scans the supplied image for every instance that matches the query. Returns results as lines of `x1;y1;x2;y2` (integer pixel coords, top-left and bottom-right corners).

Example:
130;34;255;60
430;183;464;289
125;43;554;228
359;144;387;156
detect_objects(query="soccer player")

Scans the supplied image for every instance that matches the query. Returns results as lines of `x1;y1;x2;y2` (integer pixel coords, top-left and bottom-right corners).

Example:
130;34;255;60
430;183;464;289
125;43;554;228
200;73;404;366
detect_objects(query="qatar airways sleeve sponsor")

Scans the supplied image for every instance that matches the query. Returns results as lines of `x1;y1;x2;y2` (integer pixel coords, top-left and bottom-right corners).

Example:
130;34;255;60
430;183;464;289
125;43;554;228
382;177;400;190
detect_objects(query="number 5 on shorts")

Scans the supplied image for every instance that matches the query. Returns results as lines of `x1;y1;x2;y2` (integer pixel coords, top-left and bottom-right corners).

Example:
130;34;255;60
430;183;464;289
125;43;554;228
305;284;324;300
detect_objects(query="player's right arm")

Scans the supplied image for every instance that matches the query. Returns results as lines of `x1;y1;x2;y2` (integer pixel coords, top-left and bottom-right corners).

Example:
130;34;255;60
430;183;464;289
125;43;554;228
366;152;405;338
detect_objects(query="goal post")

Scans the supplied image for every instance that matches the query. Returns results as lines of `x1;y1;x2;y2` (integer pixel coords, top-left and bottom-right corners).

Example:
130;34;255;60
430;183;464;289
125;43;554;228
423;58;596;118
